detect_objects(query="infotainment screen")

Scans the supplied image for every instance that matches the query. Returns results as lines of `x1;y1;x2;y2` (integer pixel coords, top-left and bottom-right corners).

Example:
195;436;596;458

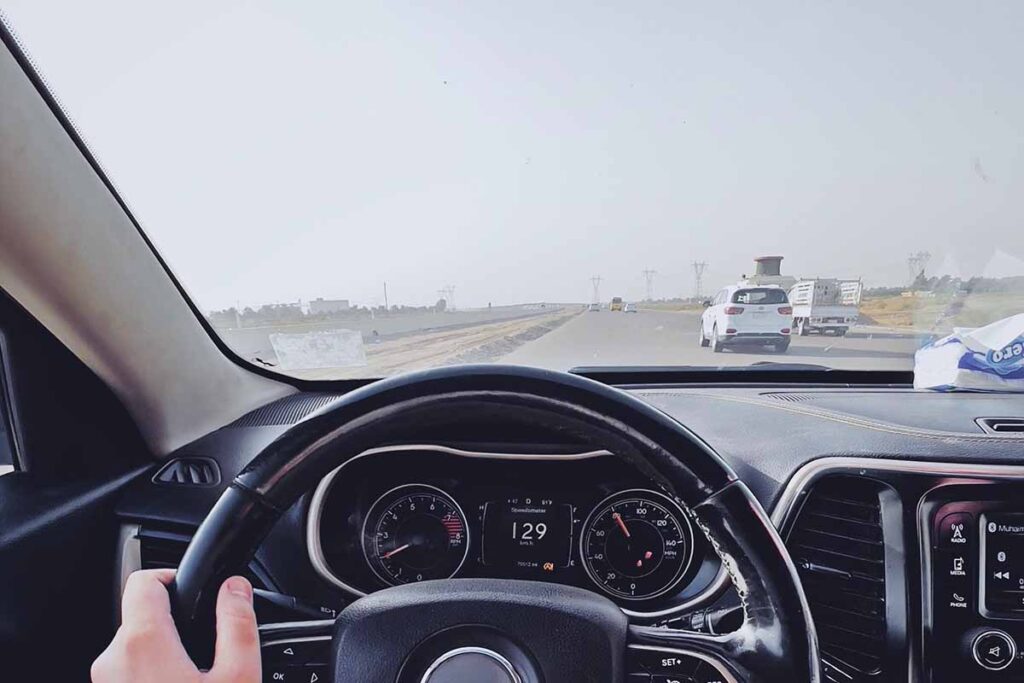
482;496;573;572
981;513;1024;615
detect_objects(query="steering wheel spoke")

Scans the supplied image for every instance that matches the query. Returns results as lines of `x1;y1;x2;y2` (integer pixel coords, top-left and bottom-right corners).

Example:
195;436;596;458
627;623;743;682
259;620;334;683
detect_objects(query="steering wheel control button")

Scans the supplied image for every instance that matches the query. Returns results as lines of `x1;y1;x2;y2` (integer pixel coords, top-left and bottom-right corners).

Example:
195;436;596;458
261;640;330;666
691;662;729;683
628;648;705;679
421;647;521;683
937;512;974;549
972;630;1016;671
262;665;325;682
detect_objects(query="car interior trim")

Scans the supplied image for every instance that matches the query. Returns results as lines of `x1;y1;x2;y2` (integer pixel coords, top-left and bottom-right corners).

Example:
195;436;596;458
771;456;1024;531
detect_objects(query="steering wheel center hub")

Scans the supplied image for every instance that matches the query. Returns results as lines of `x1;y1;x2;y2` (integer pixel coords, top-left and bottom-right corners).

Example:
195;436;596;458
421;647;520;683
330;578;627;683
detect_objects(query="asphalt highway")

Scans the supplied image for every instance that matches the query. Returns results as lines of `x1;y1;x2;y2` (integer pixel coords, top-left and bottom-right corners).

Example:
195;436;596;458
502;309;925;371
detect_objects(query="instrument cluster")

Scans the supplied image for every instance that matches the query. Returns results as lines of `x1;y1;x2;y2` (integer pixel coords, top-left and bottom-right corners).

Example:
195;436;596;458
308;446;725;615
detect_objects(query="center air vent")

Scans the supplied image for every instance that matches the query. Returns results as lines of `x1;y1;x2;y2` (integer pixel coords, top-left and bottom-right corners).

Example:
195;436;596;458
976;417;1024;434
152;457;220;486
787;476;894;682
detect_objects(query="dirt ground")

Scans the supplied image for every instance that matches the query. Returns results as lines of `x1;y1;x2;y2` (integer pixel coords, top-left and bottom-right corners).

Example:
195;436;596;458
860;292;1024;332
288;310;578;380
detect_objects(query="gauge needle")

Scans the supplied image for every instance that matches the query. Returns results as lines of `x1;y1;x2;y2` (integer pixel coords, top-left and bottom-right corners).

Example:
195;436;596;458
382;543;411;559
612;512;631;538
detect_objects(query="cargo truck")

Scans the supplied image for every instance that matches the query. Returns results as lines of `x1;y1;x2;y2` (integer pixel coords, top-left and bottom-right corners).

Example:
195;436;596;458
788;279;862;336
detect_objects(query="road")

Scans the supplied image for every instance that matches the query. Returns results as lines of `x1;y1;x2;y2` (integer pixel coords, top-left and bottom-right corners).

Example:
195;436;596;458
502;309;925;371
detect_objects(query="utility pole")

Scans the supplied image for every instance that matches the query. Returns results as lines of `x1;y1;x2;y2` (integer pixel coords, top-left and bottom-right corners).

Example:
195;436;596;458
590;276;602;304
692;261;708;300
383;281;389;313
641;269;657;302
445;285;456;311
907;251;931;286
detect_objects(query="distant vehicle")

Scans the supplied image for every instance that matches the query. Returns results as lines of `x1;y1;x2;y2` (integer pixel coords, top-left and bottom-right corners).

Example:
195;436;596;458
610;296;624;311
699;285;792;353
623;302;638;313
587;303;601;312
788;279;862;336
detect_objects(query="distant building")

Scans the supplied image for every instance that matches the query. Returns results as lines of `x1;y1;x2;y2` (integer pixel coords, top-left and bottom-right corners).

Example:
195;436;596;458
309;297;351;314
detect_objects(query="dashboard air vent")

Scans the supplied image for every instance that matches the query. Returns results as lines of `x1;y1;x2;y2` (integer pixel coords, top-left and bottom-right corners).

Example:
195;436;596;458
787;476;888;682
138;527;191;570
152;457;221;486
137;527;267;588
976;417;1024;434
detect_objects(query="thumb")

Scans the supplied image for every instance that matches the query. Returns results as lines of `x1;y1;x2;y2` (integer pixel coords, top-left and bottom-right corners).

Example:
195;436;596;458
207;576;261;682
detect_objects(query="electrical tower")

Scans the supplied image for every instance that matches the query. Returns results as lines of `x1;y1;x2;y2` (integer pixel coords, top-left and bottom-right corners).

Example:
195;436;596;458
437;285;456;311
641;269;657;302
590;276;602;304
692;261;708;300
907;252;931;286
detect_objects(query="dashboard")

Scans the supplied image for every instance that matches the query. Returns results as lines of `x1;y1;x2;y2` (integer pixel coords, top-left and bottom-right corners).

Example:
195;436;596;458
110;382;1024;682
306;445;723;616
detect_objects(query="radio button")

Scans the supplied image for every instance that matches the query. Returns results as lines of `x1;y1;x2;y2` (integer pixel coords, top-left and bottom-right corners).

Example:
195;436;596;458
938;512;973;549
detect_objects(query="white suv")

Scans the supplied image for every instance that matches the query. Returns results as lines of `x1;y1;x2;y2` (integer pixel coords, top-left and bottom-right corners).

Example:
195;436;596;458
699;285;792;353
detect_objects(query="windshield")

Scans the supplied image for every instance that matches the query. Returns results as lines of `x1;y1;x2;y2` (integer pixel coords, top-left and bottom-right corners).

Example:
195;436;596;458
4;3;1023;380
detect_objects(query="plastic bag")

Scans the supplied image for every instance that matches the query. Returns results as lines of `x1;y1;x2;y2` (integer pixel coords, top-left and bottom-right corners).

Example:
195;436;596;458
914;313;1024;391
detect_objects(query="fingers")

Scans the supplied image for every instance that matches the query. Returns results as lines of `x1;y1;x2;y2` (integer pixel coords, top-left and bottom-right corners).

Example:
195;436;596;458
93;569;194;682
120;568;178;630
208;576;260;683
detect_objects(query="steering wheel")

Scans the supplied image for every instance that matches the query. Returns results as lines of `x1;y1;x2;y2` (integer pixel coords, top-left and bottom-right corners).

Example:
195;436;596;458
170;365;820;682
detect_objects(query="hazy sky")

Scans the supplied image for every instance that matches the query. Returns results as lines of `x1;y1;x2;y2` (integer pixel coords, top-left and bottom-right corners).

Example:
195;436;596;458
3;1;1022;310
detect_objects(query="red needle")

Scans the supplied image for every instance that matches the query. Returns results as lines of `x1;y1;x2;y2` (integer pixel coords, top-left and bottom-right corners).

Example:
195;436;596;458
612;512;631;538
382;543;411;559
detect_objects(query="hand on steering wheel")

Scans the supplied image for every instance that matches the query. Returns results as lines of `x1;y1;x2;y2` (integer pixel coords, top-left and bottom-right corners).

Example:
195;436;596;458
92;570;259;683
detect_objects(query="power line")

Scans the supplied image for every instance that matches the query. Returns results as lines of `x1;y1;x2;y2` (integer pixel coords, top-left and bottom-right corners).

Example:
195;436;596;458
641;269;657;302
692;261;708;300
590;275;602;304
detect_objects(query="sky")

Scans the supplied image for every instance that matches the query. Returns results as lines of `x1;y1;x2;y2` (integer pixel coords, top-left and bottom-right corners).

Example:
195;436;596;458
2;1;1022;311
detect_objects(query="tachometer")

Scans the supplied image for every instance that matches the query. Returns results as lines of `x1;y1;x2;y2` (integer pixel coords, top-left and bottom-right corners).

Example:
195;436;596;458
361;484;469;586
580;489;693;601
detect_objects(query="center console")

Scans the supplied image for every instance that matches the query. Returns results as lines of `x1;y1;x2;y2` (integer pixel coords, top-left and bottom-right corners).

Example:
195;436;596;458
927;492;1024;680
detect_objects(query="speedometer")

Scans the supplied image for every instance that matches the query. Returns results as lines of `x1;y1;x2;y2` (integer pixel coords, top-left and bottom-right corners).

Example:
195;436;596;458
580;489;693;601
361;484;469;586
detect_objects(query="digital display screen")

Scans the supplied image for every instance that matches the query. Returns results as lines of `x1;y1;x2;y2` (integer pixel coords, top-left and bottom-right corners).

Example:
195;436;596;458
482;497;572;573
982;514;1024;614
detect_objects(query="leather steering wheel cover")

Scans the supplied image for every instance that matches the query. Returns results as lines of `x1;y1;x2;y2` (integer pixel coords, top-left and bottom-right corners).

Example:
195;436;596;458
170;365;819;681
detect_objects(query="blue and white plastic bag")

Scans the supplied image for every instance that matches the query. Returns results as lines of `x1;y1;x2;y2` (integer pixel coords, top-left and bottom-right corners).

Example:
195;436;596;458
915;313;1024;391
